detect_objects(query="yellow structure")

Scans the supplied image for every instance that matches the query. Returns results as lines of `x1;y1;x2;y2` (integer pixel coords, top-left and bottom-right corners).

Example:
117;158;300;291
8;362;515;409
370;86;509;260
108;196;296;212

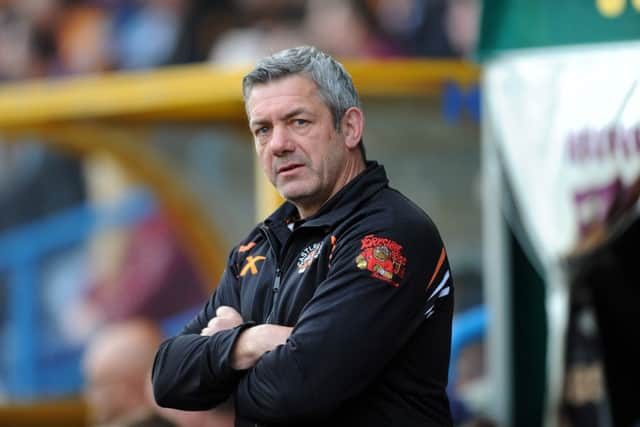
0;60;477;126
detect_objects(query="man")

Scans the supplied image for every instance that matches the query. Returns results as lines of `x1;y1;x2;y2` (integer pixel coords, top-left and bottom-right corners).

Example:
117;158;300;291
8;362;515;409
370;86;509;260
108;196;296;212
152;46;454;426
83;319;175;427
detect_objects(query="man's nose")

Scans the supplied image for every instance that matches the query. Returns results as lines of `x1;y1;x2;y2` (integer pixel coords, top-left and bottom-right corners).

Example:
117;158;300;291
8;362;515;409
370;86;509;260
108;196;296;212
270;125;294;155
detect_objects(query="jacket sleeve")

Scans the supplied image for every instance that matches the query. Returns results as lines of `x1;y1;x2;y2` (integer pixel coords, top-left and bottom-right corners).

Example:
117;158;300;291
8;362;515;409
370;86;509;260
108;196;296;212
234;218;453;423
152;250;250;410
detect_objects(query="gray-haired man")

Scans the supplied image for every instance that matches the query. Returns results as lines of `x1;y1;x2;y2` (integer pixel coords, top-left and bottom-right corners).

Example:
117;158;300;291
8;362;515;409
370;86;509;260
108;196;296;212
153;46;454;427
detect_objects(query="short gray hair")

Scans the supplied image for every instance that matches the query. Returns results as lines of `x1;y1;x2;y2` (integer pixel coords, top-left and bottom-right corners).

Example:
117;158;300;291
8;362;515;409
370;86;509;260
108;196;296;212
242;46;361;133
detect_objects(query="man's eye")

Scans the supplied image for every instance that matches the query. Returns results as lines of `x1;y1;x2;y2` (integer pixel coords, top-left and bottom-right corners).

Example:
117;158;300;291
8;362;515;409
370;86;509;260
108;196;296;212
255;127;269;136
293;119;308;126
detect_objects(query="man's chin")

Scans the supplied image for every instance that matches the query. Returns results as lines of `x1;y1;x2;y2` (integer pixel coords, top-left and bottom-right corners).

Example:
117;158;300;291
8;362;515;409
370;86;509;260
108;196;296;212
280;191;308;204
277;184;310;202
281;191;321;208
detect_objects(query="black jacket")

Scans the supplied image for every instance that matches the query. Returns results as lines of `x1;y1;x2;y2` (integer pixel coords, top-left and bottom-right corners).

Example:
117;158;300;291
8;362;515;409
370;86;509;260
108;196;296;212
152;162;454;426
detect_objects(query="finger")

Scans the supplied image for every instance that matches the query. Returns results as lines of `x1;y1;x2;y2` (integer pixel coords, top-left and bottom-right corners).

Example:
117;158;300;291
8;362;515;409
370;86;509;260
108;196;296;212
216;306;241;318
204;317;237;334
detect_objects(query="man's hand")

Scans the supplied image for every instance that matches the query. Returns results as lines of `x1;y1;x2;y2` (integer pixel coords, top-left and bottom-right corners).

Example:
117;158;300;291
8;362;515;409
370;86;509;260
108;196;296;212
200;306;292;370
231;324;293;370
201;306;244;336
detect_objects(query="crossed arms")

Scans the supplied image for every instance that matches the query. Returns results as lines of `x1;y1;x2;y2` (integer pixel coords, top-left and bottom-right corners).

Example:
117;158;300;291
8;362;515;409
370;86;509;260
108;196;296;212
200;306;292;370
152;226;446;424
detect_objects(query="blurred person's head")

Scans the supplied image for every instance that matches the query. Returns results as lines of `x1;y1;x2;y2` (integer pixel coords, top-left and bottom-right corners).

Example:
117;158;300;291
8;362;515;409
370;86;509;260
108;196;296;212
445;0;479;57
0;11;33;80
82;319;164;426
56;5;111;74
208;0;305;65
209;25;305;66
303;0;378;58
242;46;366;219
112;0;186;70
370;0;420;37
12;0;60;27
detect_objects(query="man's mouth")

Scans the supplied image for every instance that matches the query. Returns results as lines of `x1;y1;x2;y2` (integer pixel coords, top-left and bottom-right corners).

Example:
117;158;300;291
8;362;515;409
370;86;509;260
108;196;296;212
277;163;304;174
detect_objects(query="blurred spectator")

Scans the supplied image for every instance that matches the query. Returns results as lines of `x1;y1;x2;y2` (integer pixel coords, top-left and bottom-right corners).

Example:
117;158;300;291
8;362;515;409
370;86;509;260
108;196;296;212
412;0;456;56
87;209;207;322
209;25;304;65
1;0;481;81
110;0;185;70
366;0;481;57
169;0;239;64
209;0;305;64
56;3;112;74
69;154;207;338
0;8;37;79
366;0;426;56
445;0;480;57
0;0;59;79
83;318;176;427
303;0;399;58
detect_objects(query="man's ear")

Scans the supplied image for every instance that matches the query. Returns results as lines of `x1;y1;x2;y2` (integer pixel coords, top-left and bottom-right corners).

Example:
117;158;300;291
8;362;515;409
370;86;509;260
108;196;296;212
340;107;364;150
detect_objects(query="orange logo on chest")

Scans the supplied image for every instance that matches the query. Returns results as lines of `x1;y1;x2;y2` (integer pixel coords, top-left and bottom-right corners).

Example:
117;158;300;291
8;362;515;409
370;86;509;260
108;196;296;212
240;255;266;276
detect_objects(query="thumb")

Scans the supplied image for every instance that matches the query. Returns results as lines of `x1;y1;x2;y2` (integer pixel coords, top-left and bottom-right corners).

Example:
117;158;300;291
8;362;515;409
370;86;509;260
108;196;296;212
216;305;240;318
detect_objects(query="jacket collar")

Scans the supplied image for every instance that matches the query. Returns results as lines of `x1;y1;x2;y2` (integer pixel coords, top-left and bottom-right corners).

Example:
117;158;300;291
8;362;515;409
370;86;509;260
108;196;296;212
264;161;389;230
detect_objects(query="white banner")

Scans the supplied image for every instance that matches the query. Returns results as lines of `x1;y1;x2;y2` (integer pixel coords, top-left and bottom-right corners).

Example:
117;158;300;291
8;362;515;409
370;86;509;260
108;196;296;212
484;41;640;426
485;41;640;264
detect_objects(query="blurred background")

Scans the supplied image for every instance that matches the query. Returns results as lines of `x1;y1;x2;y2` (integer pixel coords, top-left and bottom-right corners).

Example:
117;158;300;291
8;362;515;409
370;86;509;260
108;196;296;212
0;1;638;426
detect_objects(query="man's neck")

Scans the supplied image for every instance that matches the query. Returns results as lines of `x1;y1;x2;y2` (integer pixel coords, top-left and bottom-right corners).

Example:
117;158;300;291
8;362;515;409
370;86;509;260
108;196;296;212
295;158;366;219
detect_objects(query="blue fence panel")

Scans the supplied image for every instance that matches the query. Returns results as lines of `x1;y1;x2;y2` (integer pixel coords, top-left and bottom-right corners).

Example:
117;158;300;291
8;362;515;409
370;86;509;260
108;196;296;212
0;190;156;400
450;305;487;384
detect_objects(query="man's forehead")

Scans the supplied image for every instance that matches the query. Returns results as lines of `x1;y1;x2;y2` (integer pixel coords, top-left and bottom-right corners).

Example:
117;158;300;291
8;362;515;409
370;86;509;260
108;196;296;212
247;75;318;103
247;76;325;120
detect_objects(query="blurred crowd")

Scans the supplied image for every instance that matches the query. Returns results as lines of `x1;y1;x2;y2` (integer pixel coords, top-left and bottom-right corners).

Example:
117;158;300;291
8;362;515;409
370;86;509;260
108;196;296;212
0;0;480;81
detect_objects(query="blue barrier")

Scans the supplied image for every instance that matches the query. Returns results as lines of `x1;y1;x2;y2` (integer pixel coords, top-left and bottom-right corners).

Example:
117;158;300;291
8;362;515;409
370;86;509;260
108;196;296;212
449;305;487;384
0;190;156;399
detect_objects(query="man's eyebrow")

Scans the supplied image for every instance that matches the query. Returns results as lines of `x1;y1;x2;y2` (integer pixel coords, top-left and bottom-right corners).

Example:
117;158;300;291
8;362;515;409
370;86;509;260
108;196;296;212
249;118;269;128
282;108;310;120
250;108;312;128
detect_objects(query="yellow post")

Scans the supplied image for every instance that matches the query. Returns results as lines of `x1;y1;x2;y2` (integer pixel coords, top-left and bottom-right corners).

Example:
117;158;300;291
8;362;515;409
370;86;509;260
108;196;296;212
254;154;284;223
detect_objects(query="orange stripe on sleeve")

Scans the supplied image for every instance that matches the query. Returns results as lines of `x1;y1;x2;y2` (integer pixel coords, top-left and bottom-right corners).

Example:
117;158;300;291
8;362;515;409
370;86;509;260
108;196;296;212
239;242;256;253
426;247;446;291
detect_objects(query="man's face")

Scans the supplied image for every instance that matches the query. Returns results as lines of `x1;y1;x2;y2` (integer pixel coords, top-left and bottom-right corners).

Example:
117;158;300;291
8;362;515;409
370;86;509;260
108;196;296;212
247;75;349;216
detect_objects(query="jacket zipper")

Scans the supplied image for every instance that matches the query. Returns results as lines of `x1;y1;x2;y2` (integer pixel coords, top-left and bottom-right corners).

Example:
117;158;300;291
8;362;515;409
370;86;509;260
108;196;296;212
260;225;283;324
265;268;281;324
